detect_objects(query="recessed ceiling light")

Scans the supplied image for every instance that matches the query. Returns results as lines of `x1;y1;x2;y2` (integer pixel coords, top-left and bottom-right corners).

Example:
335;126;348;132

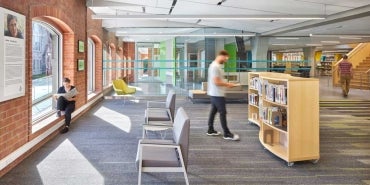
275;37;299;40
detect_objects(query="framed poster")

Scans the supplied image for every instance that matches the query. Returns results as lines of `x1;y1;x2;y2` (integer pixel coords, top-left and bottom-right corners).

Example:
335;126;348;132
78;40;84;53
78;59;85;71
0;7;26;102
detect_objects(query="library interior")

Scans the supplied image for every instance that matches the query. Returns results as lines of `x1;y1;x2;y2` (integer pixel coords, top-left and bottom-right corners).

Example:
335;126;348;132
0;0;369;184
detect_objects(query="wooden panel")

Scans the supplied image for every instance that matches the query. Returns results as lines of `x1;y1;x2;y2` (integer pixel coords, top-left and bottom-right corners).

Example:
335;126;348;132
288;80;320;161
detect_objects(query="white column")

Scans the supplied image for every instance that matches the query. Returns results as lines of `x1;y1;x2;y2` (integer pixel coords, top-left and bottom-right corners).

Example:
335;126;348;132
303;47;316;77
251;36;269;70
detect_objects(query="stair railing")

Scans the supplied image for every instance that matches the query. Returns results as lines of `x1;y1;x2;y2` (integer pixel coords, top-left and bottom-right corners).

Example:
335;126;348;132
359;68;370;89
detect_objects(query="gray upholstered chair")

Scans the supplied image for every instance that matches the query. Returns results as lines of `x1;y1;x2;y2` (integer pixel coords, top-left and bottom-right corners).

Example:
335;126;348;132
143;90;176;138
137;107;190;185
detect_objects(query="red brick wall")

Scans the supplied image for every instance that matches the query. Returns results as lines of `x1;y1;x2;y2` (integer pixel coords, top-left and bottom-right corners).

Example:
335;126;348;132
123;42;136;82
87;8;103;93
102;29;122;85
0;0;107;177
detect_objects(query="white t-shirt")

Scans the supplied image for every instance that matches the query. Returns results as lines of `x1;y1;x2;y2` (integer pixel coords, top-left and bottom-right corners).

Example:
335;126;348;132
207;61;225;97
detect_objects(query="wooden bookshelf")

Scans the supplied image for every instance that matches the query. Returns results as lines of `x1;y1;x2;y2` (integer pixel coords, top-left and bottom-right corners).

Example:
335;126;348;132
248;72;320;166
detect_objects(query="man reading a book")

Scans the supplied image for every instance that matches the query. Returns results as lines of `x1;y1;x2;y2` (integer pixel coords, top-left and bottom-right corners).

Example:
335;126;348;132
54;78;77;134
206;50;240;141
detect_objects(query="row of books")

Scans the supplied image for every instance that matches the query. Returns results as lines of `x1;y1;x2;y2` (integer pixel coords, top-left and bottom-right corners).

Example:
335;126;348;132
250;77;263;95
260;106;287;128
249;93;259;106
265;82;287;105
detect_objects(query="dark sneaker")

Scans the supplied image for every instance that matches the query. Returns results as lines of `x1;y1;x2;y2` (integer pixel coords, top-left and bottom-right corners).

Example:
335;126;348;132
223;133;240;141
56;111;61;117
60;126;69;134
207;130;221;136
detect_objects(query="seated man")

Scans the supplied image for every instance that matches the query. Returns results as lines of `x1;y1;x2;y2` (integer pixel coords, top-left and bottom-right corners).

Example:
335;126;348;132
54;78;77;134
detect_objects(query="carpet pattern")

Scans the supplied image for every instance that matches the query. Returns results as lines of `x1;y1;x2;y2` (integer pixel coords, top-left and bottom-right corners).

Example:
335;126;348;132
0;98;369;185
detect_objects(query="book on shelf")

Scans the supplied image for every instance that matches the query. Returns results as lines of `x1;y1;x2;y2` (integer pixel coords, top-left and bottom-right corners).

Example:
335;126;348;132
260;106;287;128
249;93;259;106
264;81;287;105
250;77;263;95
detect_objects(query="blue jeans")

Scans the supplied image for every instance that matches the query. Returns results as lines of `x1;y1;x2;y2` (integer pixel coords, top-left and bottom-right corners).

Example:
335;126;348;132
208;96;231;135
57;97;75;126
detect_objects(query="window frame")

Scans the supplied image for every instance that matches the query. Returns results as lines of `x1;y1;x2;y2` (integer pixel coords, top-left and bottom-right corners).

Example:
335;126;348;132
87;38;95;94
31;20;63;123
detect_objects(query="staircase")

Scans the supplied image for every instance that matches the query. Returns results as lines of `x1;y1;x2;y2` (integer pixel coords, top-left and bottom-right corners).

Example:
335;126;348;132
333;43;370;90
320;100;370;118
351;56;370;89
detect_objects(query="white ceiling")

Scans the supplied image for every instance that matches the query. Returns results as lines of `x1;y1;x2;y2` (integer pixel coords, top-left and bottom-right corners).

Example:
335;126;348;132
88;0;370;48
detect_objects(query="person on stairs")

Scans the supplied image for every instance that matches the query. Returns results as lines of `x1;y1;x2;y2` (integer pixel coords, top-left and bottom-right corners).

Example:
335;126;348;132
338;55;353;97
54;78;77;134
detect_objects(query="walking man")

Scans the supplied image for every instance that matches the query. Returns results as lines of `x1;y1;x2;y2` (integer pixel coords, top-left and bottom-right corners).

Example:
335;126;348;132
338;55;353;97
207;50;240;141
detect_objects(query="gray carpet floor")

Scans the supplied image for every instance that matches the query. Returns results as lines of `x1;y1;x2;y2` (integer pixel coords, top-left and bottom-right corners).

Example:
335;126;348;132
0;97;369;185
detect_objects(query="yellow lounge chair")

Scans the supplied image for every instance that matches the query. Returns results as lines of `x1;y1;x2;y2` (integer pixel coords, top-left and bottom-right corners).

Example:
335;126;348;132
112;79;136;95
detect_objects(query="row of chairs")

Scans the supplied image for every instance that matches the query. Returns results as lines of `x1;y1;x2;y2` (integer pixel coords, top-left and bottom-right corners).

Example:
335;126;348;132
136;90;190;185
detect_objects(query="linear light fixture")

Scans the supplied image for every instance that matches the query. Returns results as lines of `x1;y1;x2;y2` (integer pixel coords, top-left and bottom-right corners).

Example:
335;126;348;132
275;37;300;40
116;32;256;37
93;14;325;20
271;43;297;46
320;41;340;44
305;44;323;46
310;34;370;38
339;37;362;40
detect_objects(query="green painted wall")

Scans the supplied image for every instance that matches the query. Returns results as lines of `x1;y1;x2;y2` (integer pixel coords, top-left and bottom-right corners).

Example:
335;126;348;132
224;43;237;72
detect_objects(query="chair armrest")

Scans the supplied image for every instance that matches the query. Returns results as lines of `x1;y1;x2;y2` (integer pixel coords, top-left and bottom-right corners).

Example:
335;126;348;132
139;142;179;149
147;101;166;108
143;124;173;132
143;122;173;127
140;139;174;145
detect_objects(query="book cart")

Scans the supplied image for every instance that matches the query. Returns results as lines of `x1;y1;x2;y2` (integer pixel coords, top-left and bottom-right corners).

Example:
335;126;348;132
248;72;319;166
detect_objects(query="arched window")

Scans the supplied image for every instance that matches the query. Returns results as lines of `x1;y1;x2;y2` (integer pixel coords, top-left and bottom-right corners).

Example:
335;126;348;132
103;45;108;87
87;38;95;94
31;21;62;121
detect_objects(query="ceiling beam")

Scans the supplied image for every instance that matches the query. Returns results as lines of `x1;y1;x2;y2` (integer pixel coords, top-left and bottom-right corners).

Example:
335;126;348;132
262;4;370;36
116;32;255;37
102;19;217;28
86;0;143;7
92;14;325;20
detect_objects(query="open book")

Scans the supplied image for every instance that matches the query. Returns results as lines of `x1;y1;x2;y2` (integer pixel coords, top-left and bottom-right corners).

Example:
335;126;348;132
55;88;78;99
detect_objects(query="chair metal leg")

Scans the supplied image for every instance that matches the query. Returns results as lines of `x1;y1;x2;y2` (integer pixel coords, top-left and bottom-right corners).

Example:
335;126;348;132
138;146;143;185
177;146;189;185
138;169;142;185
142;129;146;138
183;170;189;185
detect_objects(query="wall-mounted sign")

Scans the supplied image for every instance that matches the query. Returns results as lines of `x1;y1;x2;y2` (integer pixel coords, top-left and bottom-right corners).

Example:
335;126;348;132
0;7;26;102
78;40;84;53
78;59;85;71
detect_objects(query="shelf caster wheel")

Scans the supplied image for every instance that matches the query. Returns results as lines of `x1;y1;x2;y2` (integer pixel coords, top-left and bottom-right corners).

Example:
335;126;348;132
311;159;319;164
287;162;294;167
